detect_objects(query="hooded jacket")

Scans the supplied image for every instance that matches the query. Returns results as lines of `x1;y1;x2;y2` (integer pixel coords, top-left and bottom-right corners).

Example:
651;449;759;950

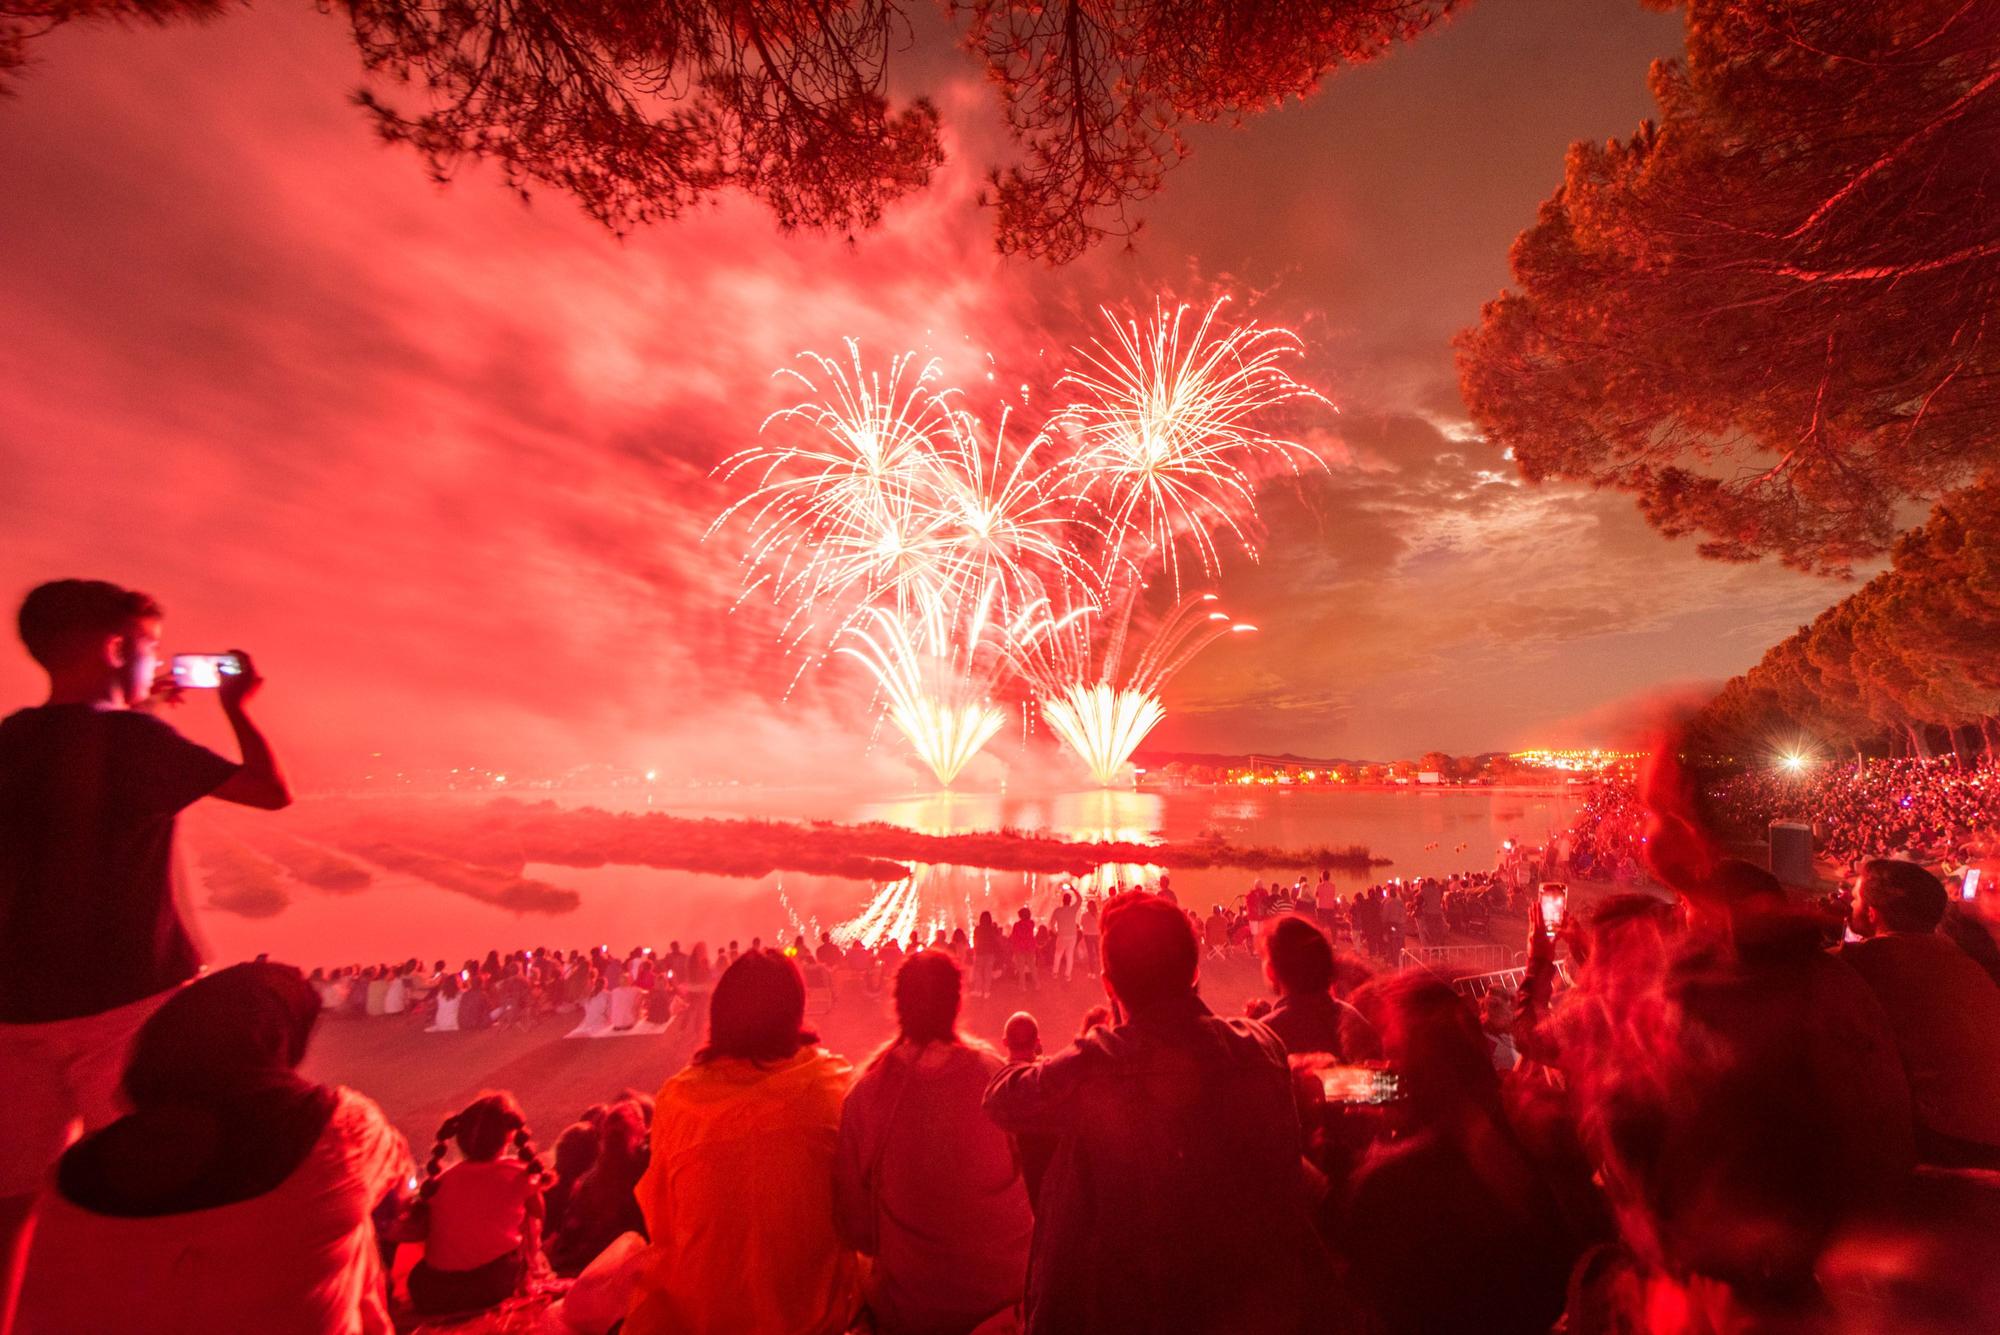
626;1046;860;1335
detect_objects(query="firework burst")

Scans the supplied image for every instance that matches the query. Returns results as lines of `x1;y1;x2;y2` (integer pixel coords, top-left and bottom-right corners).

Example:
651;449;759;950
1015;583;1254;785
1058;298;1329;591
709;296;1326;789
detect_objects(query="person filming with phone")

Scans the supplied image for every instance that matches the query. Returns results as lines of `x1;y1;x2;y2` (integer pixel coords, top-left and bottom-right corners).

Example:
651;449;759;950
0;579;290;1332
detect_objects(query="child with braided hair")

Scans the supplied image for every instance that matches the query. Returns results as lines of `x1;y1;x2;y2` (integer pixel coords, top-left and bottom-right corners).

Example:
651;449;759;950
405;1091;549;1317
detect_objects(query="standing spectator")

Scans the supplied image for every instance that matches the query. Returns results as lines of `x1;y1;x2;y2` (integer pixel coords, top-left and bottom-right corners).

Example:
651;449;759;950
1843;859;2000;1164
1010;908;1040;992
835;953;1032;1335
626;949;859;1335
1333;975;1576;1335
1078;898;1101;977
1380;888;1409;960
973;912;1005;999
1415;877;1447;946
14;963;409;1334
0;581;290;1331
1050;891;1080;982
984;893;1318;1335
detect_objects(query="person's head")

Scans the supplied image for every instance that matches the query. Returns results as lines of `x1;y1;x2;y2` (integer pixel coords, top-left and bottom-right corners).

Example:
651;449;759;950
1017;906;1031;922
1855;859;1948;937
593;1100;649;1173
1681;858;1786;936
552;1121;600;1180
696;947;816;1064
124;962;321;1110
1262;914;1335;999
1003;1011;1041;1061
419;1091;544;1199
1099;892;1199;1015
1373;973;1500;1126
1573;893;1680;973
893;950;962;1046
18;579;164;705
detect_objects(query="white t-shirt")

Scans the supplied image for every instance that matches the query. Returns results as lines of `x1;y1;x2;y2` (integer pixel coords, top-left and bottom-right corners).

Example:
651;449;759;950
1052;901;1079;939
609;984;645;1030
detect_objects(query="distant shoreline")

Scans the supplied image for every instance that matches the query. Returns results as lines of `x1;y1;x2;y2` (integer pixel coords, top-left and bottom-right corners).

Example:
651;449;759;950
268;796;1395;886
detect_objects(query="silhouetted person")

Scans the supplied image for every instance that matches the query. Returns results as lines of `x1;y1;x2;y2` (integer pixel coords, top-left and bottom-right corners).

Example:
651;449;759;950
1258;914;1374;1059
547;1100;646;1277
1334;975;1576;1335
984;892;1318;1335
835;952;1031;1335
1843;859;2000;1165
627;948;859;1335
16;964;408;1333
0;581;289;1332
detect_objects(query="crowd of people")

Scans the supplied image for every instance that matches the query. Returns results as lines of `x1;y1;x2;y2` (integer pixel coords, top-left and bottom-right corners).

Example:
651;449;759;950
1715;754;1997;874
8;579;2000;1335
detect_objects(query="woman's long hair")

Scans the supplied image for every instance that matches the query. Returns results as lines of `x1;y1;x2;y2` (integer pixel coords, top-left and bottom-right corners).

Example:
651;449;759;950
417;1091;547;1206
694;948;817;1065
867;950;964;1072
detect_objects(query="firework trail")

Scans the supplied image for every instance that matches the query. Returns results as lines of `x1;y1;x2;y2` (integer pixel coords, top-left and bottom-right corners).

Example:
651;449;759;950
1015;580;1254;785
836;583;1061;787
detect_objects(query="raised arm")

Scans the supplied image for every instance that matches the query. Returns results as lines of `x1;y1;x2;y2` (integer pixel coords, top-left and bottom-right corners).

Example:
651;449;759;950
208;650;291;810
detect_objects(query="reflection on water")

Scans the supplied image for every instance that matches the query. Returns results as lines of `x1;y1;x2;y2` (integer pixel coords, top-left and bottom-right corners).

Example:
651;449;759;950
187;787;1583;966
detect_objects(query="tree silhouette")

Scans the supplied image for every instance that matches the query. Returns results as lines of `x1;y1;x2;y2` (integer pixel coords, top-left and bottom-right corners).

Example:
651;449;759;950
2;0;1459;258
1457;0;2000;575
1689;476;2000;757
959;0;1461;260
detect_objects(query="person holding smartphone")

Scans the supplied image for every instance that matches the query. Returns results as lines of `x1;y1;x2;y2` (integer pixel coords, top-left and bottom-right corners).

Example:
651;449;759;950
0;579;290;1333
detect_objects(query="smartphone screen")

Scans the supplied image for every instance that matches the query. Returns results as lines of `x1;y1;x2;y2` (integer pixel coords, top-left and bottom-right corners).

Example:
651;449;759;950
1538;883;1568;938
1966;869;1982;902
1318;1064;1400;1105
169;653;243;689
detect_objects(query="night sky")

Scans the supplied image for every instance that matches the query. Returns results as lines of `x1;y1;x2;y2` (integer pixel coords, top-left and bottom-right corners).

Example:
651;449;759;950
0;0;1846;786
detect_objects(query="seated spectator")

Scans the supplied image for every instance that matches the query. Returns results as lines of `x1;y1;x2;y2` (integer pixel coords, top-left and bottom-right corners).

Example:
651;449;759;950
626;948;860;1335
567;973;610;1037
983;892;1319;1335
1843;859;2000;1164
16;963;411;1334
428;972;463;1032
405;1092;547;1316
608;973;645;1032
1257;915;1374;1059
547;1100;647;1278
1334;975;1576;1335
458;976;491;1031
835;952;1032;1335
541;1121;599;1246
